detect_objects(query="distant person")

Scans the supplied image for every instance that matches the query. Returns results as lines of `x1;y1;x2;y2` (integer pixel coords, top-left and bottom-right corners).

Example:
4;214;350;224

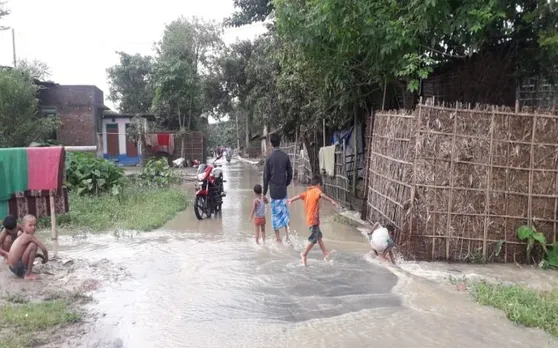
249;184;269;244
288;174;339;266
367;222;396;264
263;133;293;243
0;215;24;256
0;215;48;280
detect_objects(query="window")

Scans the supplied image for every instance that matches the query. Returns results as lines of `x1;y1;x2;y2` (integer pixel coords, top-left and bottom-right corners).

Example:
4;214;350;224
40;106;57;117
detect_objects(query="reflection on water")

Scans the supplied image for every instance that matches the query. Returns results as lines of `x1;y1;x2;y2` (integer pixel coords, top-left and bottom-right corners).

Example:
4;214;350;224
53;160;555;348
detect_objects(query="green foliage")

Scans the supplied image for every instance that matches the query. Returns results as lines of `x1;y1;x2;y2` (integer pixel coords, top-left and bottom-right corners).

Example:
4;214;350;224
471;282;558;337
17;59;52;80
207;120;237;149
517;225;558;268
152;17;223;133
0;1;9;30
0;67;60;148
65;152;124;196
50;186;189;233
106;52;155;114
139;158;176;187
226;0;272;27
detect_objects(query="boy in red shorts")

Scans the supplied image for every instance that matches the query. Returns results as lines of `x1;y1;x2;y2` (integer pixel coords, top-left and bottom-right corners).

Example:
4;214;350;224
288;174;339;266
249;184;268;244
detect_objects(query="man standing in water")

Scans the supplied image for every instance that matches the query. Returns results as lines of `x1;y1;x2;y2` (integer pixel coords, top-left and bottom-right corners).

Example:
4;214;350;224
263;133;293;243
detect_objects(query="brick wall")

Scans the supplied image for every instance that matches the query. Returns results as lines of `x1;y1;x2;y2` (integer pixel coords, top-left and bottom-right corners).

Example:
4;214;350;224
39;85;104;146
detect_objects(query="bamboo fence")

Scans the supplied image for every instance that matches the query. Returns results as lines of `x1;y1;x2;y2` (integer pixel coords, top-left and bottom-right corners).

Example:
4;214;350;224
367;99;558;262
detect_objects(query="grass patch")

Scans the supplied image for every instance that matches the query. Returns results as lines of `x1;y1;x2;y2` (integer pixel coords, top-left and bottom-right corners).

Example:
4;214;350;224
471;281;558;337
0;300;80;348
39;185;190;233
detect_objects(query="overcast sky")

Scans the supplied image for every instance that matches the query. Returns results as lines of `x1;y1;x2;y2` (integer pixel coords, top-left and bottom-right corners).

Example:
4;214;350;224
0;0;266;110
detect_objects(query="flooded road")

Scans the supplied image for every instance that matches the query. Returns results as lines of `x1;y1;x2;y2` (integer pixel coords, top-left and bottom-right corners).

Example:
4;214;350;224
55;160;555;348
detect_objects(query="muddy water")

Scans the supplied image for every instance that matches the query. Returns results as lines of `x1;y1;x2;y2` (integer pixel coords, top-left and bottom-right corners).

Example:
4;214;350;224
55;160;555;348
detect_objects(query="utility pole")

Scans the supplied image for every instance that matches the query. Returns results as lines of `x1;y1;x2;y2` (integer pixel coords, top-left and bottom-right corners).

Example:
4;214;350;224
235;113;240;150
11;28;16;68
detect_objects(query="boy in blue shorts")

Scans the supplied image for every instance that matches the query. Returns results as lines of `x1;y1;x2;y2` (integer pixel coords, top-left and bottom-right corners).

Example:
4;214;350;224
288;174;338;266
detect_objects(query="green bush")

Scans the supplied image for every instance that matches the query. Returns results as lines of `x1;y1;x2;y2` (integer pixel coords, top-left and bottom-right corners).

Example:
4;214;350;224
65;152;125;195
139;158;176;187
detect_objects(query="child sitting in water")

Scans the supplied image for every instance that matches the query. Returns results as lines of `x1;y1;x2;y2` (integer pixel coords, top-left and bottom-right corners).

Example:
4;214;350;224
249;184;268;244
0;215;48;280
288;174;339;266
367;222;396;264
0;215;24;257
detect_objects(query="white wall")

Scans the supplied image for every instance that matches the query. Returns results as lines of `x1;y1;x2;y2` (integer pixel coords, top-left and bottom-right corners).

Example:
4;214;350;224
102;117;130;155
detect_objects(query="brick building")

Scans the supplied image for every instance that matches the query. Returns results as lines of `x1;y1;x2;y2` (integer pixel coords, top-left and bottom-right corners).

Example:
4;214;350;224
38;84;107;148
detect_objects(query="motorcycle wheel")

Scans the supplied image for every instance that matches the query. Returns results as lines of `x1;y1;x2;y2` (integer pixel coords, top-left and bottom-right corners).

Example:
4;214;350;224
194;196;210;220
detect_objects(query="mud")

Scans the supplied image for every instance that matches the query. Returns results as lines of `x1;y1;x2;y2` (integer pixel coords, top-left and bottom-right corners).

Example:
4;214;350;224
0;257;129;347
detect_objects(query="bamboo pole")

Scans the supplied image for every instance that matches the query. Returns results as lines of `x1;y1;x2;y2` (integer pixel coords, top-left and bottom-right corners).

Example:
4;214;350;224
322;118;326;147
409;97;423;240
483;107;496;261
352;109;358;196
360;109;375;220
49;193;58;257
445;104;459;260
528;111;537;230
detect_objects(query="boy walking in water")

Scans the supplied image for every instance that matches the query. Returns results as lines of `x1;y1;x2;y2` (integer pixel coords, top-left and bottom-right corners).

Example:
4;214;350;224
249;184;268;244
0;215;48;280
0;215;24;256
288;174;339;266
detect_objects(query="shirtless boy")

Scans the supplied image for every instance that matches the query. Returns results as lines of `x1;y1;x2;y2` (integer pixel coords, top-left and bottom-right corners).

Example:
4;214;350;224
0;215;48;280
0;215;24;256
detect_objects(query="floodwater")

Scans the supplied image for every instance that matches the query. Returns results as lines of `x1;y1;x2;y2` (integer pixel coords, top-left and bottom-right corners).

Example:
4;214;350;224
53;160;555;348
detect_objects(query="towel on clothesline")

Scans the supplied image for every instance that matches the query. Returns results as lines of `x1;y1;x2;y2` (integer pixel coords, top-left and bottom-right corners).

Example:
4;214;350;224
0;148;29;217
319;145;336;176
27;146;65;191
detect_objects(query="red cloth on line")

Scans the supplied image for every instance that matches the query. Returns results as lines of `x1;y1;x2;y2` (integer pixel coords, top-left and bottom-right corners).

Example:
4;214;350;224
27;146;65;190
157;133;170;147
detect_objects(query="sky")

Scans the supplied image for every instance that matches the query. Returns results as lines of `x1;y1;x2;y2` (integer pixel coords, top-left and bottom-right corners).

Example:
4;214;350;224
0;0;266;110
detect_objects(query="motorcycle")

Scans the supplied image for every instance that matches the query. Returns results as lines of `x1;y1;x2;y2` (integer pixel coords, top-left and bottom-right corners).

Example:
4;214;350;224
194;160;226;220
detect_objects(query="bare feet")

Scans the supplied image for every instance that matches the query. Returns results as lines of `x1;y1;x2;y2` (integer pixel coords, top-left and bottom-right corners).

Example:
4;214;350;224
300;252;307;267
24;273;39;280
323;252;331;262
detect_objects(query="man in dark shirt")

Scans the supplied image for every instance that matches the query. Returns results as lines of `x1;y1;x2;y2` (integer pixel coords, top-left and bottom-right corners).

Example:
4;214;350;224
263;133;293;243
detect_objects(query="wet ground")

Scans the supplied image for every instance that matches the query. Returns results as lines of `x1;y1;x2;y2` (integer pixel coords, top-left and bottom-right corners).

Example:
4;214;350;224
2;159;557;347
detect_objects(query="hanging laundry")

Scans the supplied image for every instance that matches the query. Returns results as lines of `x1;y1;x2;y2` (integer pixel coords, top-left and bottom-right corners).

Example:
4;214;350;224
319;145;336;176
0;148;29;217
27;147;65;191
8;188;69;220
150;133;175;155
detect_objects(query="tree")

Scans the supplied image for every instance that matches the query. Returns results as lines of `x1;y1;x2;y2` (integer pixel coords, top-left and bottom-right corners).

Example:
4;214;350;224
152;16;223;157
0;2;9;30
17;59;51;80
226;0;273;27
0;68;59;147
107;52;155;114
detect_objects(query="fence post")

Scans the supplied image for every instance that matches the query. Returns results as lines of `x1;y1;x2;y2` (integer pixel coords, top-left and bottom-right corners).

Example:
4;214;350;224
409;97;423;246
445;103;459;260
483;106;496;261
360;109;375;220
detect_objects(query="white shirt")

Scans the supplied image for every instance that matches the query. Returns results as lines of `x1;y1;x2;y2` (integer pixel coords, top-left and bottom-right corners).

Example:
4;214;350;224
369;226;390;252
